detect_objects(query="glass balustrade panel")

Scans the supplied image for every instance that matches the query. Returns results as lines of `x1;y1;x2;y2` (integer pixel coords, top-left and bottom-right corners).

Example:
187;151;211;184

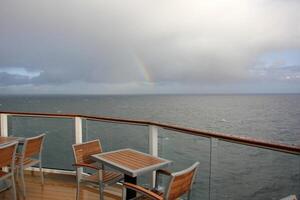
213;140;300;200
158;128;211;200
83;120;150;186
8;116;75;170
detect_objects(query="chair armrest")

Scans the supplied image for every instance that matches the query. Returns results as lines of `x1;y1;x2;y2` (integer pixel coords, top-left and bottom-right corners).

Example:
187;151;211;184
154;169;172;190
123;182;163;200
156;169;171;176
72;163;99;170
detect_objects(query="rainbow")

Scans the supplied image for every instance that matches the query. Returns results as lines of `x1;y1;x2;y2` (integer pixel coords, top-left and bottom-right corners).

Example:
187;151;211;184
132;53;153;83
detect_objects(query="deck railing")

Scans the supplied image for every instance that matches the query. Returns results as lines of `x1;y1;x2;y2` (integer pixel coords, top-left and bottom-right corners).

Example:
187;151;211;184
0;111;299;200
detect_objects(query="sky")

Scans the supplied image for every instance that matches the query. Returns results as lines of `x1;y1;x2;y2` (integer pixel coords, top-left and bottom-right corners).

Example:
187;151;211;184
0;0;300;94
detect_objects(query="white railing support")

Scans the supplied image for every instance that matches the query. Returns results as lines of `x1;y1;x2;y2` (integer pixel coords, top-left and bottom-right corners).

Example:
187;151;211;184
209;138;218;200
0;113;8;137
149;125;158;156
149;125;158;188
75;117;83;179
75;117;83;144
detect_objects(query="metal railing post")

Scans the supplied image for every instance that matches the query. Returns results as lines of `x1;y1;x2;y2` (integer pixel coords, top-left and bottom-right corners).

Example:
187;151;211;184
75;117;83;179
209;138;218;200
0;113;8;137
149;125;158;188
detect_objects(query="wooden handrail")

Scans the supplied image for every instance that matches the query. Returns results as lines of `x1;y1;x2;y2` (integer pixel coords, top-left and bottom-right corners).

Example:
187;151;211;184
1;111;299;155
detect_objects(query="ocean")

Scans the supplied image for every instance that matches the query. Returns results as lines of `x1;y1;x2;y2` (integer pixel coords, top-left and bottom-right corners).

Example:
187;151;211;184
0;94;299;199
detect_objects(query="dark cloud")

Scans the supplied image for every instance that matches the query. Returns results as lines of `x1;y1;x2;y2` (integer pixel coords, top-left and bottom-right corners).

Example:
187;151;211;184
0;72;30;86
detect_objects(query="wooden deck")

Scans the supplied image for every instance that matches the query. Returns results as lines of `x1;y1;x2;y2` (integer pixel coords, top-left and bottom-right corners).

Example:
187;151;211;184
0;171;122;200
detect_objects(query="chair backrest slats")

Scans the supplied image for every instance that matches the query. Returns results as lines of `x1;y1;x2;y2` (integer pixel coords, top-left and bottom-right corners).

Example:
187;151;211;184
166;162;199;200
0;142;18;168
72;140;102;164
24;134;46;158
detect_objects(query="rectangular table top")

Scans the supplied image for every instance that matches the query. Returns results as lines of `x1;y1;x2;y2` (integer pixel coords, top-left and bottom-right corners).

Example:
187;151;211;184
91;148;172;177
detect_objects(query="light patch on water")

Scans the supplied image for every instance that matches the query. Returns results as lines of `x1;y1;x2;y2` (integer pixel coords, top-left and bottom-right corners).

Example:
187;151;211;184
220;118;229;123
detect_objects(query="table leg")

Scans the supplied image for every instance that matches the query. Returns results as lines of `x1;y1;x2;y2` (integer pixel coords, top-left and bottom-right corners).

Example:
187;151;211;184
124;174;137;200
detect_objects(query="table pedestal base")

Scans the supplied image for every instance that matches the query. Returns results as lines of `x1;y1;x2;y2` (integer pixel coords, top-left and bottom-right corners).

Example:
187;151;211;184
124;174;137;200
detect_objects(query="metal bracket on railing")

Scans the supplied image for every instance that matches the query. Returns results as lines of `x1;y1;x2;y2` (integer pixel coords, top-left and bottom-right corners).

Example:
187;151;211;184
0;113;8;137
149;125;158;188
209;138;218;200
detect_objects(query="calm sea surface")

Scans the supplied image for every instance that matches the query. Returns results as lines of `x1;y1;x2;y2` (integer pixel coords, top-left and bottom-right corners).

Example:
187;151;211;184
0;94;299;199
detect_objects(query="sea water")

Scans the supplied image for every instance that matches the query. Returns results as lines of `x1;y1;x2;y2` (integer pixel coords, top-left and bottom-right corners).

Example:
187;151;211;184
0;94;299;199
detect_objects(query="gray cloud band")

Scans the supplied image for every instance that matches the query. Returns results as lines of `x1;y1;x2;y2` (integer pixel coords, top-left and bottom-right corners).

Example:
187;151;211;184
0;0;299;91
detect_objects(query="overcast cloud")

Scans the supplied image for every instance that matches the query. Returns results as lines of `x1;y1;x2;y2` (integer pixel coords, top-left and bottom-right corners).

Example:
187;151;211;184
0;0;300;94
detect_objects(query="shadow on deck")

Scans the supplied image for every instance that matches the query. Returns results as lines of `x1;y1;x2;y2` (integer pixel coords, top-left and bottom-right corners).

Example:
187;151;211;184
0;171;122;200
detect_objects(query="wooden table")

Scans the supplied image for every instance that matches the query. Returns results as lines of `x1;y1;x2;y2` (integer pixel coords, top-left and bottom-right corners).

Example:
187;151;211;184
0;136;24;146
91;148;172;200
0;136;24;192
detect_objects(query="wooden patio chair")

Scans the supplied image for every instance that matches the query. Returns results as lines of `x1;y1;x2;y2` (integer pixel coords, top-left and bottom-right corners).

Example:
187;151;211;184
16;133;46;197
122;162;199;200
72;139;123;200
0;141;18;200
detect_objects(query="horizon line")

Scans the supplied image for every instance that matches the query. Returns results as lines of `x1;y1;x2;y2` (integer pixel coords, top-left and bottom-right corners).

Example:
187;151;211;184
0;92;300;96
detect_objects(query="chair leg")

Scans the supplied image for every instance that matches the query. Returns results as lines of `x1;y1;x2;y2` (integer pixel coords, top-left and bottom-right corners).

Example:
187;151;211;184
15;168;18;183
39;162;44;185
11;175;17;200
20;168;26;197
76;174;80;200
187;191;191;200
